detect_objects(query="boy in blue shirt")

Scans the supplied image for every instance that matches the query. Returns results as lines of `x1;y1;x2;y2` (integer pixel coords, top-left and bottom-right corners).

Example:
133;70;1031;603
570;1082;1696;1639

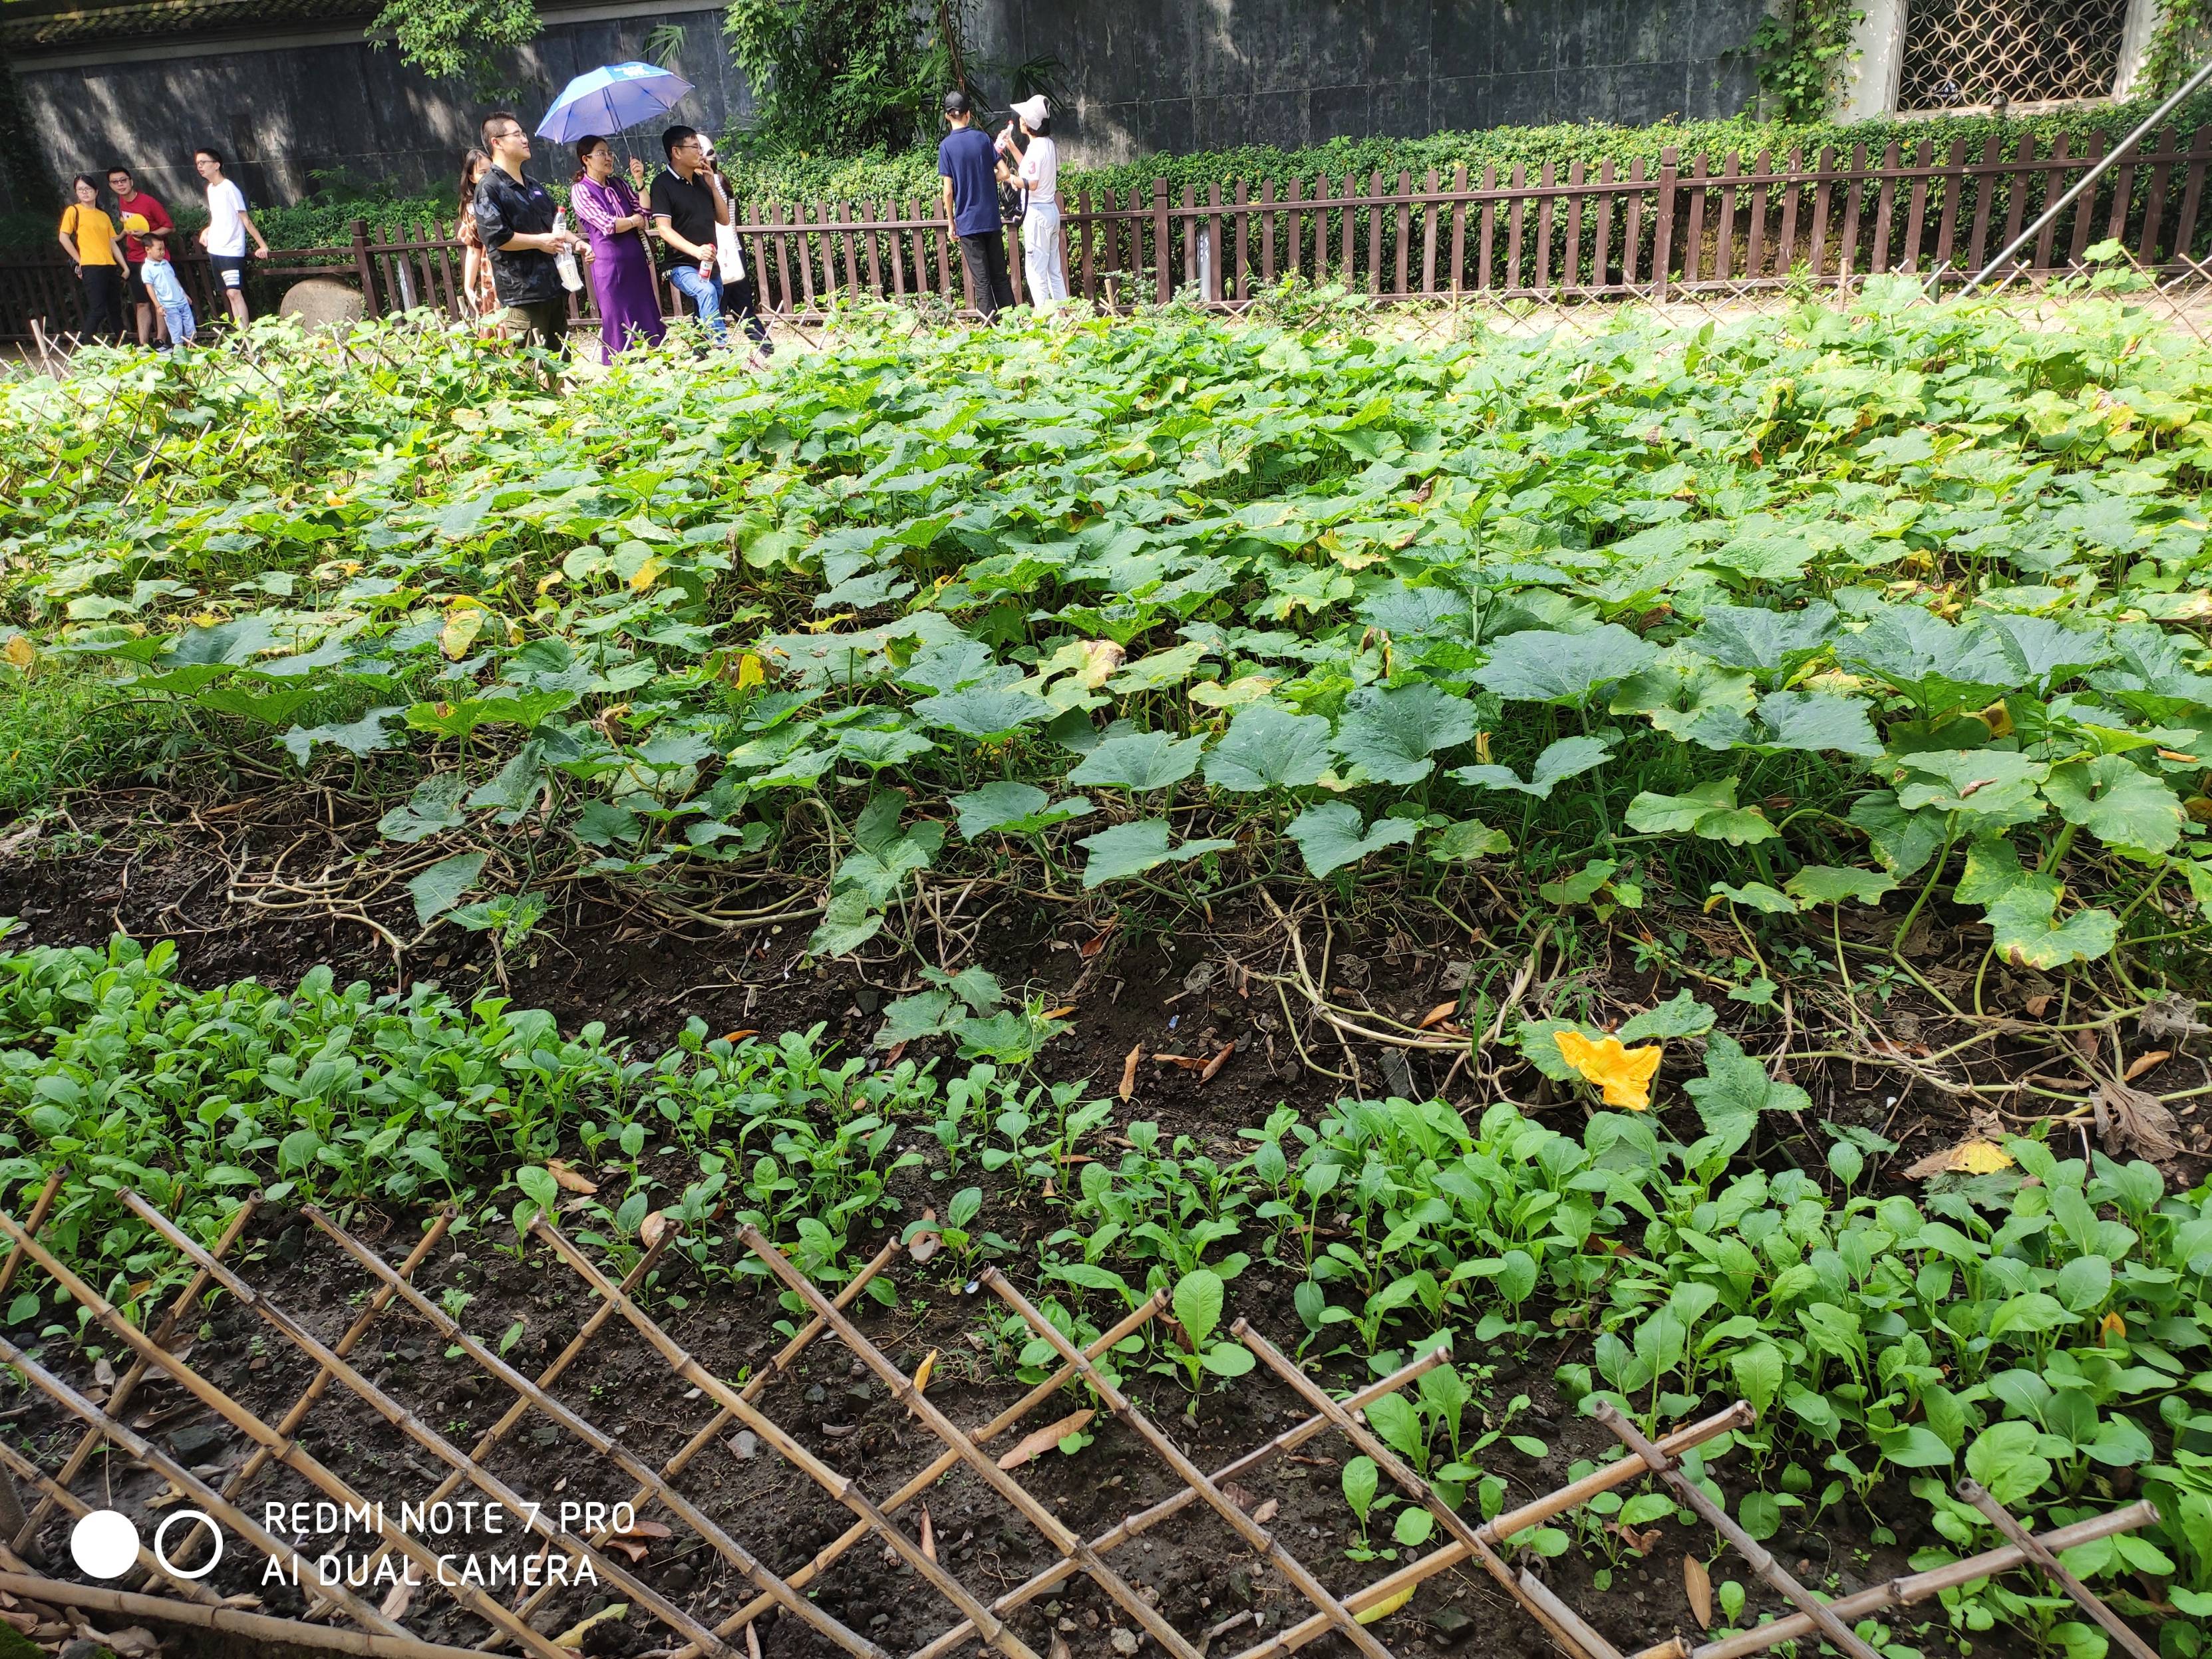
938;90;1015;320
140;235;196;351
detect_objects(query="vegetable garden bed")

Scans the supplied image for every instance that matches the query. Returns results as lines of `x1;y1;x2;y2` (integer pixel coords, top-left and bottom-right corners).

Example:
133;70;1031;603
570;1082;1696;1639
3;279;2212;1658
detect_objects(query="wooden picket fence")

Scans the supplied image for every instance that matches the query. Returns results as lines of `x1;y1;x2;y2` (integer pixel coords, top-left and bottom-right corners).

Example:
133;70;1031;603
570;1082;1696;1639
7;126;2212;343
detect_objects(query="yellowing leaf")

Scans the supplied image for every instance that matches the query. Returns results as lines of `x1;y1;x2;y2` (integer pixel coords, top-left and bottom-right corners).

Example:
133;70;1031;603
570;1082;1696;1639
732;652;766;689
2100;1310;2127;1346
1553;1031;1662;1111
2;635;33;672
1354;1583;1416;1625
554;1603;627;1649
912;1349;937;1396
440;604;486;661
629;555;667;592
1902;1137;2015;1179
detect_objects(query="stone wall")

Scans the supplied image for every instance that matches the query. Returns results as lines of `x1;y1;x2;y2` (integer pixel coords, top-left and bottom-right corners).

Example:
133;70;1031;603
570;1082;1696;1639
970;0;1772;164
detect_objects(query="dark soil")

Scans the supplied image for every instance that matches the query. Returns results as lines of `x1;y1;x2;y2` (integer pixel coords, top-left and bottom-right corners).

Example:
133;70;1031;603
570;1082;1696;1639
0;785;2195;1658
2;1200;1935;1659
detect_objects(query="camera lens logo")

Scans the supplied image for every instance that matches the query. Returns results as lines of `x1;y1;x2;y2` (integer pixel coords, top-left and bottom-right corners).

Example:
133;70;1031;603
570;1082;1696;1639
69;1508;222;1580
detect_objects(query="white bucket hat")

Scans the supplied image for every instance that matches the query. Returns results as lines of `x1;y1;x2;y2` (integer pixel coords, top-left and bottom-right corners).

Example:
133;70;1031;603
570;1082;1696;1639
1009;94;1050;128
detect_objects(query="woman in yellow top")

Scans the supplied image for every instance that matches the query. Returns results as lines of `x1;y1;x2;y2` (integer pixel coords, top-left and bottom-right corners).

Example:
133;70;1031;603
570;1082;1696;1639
58;174;146;343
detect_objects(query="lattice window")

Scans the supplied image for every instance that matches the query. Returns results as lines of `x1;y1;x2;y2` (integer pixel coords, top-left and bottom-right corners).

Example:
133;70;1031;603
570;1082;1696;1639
1899;0;2130;110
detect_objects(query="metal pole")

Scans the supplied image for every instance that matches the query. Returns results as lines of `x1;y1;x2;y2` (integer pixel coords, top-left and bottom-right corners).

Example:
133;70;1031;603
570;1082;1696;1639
1962;56;2212;293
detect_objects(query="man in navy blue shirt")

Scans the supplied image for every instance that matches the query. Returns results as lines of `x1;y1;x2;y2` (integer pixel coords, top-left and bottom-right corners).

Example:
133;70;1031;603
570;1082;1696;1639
938;90;1015;321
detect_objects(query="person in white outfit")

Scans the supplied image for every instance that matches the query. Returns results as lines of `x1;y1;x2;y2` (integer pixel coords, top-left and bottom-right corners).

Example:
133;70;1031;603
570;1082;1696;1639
997;94;1068;309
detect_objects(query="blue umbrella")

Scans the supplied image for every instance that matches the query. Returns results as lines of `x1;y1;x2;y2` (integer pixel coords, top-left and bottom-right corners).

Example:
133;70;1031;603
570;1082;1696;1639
536;62;695;142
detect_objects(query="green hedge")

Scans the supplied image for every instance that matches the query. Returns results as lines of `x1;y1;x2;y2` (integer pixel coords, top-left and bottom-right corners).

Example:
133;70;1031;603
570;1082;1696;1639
10;94;2212;253
721;92;2212;207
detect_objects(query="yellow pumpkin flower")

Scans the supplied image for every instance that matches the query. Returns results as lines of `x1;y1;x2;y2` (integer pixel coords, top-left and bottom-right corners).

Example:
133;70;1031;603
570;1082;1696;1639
1554;1030;1662;1112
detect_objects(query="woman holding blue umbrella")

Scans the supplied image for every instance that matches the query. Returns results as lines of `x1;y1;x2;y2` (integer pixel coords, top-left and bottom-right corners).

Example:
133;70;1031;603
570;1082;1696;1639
569;135;665;360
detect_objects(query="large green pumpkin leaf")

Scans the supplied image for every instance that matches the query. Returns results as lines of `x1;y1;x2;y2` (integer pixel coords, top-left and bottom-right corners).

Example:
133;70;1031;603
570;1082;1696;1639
912;684;1051;738
1333;682;1480;785
1986;885;2118;968
1752;690;1883;758
1474;625;1659;706
1069;729;1207;792
1689;601;1837;675
1285;802;1418;877
1201;702;1335;792
1784;866;1899;907
1625;779;1777;845
2041;754;2185;853
1609;654;1756;748
1840;607;2016;710
1077;820;1236;888
1450;734;1611;798
408;851;488;929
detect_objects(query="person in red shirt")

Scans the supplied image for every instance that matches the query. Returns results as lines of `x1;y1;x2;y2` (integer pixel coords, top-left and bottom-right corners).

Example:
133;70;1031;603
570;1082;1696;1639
106;165;174;347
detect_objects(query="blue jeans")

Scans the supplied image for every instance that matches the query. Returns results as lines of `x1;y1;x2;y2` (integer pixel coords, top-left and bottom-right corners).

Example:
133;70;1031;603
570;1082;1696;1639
668;263;725;342
162;304;196;349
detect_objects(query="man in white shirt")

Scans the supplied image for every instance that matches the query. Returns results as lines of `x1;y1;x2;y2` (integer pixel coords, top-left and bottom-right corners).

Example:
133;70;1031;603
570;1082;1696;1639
194;146;269;328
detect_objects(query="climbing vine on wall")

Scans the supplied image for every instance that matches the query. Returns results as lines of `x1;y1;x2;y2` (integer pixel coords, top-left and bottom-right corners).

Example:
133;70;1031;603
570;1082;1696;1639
723;0;971;154
2142;0;2207;96
371;0;540;92
1752;0;1863;122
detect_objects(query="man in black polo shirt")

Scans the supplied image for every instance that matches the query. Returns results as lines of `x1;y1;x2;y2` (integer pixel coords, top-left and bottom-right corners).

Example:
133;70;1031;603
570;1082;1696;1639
647;125;729;345
472;110;583;355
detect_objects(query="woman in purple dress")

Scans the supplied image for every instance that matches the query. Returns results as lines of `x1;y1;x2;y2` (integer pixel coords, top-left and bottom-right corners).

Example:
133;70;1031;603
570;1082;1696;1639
569;135;665;361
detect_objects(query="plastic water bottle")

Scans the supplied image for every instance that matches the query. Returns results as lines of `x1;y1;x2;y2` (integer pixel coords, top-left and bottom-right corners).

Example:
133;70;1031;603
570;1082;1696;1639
553;209;584;293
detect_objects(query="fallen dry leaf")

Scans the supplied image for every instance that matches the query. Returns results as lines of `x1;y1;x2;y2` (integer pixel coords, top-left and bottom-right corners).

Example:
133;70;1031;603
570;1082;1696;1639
746;1624;764;1659
2;635;35;672
2139;994;2211;1042
1684;1554;1713;1628
2124;1048;2173;1081
546;1159;598;1195
1199;1044;1234;1084
1120;1043;1143;1102
1080;927;1114;959
996;1408;1094;1471
1418;1000;1460;1030
919;1505;936;1563
605;1539;648;1564
1903;1137;2015;1178
1222;1481;1259;1511
912;1349;937;1397
1250;1498;1279;1525
1152;1052;1207;1070
909;1209;942;1264
721;1029;759;1043
380;1575;416;1620
1553;1030;1663;1111
2024;992;2054;1017
554;1602;627;1649
614;1519;672;1543
2096;1080;2185;1164
1048;1636;1072;1659
1042;1005;1076;1021
638;1210;670;1250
